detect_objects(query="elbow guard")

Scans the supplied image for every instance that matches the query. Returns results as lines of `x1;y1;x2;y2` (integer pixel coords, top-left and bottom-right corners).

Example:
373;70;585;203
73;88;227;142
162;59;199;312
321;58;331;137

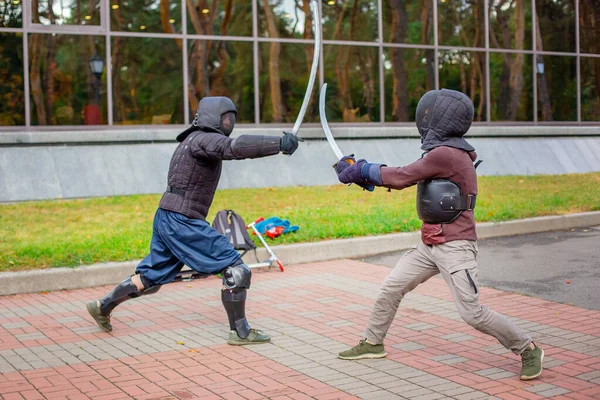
230;135;281;159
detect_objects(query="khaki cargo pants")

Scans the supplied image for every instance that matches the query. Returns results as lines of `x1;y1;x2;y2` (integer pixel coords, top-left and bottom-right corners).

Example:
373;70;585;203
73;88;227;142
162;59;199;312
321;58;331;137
365;240;531;355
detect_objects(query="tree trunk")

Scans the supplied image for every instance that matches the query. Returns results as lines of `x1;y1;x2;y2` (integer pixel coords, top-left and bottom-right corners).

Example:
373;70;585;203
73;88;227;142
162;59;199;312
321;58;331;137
475;53;485;121
349;0;371;119
420;0;434;89
300;1;317;120
356;50;374;121
263;0;284;122
220;0;232;35
460;58;467;94
210;0;233;95
29;2;46;124
338;0;363;121
302;1;314;73
508;0;525;120
86;0;98;106
44;36;57;124
535;11;552;121
472;1;485;120
389;0;408;121
160;0;183;49
580;0;600;98
491;0;511;120
331;2;352;119
187;0;215;106
112;5;127;122
497;56;511;119
29;34;47;125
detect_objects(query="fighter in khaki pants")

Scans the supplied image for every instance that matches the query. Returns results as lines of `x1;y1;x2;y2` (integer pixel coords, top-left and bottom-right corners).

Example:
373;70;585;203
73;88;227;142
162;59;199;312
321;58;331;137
334;89;544;381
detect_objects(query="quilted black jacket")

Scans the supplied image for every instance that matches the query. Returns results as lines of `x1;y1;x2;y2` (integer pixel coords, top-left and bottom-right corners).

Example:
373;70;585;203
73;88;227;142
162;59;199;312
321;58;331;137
159;98;281;220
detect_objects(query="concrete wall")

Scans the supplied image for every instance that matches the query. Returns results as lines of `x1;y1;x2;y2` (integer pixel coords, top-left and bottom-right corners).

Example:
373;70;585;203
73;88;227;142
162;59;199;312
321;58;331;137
1;126;599;202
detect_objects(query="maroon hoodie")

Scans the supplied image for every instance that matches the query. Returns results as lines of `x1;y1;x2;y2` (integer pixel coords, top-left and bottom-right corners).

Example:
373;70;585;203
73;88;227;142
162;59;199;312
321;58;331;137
380;146;478;245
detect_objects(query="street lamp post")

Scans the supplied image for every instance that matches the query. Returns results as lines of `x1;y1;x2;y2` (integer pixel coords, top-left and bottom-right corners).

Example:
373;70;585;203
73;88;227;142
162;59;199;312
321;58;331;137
89;53;104;105
85;53;105;124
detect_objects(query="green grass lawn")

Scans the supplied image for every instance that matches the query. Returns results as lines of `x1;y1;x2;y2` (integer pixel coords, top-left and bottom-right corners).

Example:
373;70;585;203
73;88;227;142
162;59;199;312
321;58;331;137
1;172;599;272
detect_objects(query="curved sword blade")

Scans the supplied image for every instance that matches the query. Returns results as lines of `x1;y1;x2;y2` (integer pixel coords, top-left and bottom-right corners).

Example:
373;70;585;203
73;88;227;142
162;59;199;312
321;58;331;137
319;83;344;160
291;0;321;136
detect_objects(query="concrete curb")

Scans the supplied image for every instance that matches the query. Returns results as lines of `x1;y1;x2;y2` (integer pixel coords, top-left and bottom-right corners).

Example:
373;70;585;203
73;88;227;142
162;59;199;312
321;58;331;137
2;211;600;296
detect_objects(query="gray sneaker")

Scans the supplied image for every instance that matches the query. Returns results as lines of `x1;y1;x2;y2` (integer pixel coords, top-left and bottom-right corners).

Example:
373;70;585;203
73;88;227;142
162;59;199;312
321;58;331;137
86;300;113;332
227;329;271;345
338;339;387;360
520;343;544;380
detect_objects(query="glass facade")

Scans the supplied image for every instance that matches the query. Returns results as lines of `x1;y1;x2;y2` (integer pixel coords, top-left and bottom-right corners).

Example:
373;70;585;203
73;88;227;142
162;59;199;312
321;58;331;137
0;0;598;128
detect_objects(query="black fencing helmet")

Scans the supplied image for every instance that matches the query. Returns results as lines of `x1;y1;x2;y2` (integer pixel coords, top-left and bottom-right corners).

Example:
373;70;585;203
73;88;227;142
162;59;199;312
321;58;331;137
176;97;238;141
415;89;475;152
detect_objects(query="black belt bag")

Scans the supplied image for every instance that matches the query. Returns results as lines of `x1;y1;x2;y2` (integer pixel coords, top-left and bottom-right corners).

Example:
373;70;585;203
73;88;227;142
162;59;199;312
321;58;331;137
416;179;476;224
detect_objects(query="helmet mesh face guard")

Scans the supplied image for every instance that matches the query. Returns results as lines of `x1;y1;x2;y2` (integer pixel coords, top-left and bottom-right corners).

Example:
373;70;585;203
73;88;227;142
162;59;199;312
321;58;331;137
220;111;236;136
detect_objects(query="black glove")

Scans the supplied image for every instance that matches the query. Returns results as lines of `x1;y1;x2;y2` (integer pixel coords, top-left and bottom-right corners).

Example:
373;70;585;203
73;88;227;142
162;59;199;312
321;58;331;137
280;131;303;155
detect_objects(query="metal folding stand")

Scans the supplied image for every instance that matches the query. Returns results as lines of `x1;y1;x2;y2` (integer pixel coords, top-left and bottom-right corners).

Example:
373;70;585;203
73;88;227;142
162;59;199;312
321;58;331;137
245;217;285;272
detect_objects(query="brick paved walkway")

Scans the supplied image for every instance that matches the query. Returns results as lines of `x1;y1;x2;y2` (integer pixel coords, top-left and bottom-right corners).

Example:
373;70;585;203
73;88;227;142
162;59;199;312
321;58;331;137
1;260;599;400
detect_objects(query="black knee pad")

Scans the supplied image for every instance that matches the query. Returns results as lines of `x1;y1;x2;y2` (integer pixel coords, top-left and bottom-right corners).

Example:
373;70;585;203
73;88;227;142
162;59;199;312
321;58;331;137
222;263;252;290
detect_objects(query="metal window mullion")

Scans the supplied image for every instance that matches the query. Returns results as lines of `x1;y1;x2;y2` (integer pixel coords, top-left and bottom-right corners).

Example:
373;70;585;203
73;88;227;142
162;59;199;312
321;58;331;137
377;0;384;123
253;0;259;124
182;0;189;125
484;0;491;123
107;31;183;39
438;44;493;52
383;42;436;50
0;27;23;33
105;0;113;125
27;27;105;35
322;39;379;47
487;47;533;54
532;0;537;123
27;23;105;34
23;0;30;127
257;36;315;44
575;0;581;123
100;0;107;33
433;0;439;90
536;50;579;56
187;34;253;41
